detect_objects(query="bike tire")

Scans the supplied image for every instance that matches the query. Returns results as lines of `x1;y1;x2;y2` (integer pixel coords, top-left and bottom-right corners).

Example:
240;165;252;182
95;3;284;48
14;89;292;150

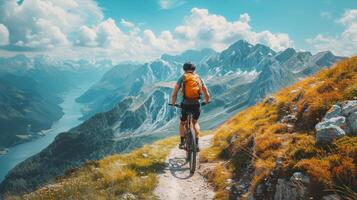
189;130;197;174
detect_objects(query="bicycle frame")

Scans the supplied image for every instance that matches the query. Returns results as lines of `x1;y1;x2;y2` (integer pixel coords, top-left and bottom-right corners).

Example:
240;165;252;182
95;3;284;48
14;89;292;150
168;101;210;174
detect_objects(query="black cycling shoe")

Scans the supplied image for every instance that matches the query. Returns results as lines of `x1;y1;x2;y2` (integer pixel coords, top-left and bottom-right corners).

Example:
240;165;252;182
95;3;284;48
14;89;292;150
179;142;185;149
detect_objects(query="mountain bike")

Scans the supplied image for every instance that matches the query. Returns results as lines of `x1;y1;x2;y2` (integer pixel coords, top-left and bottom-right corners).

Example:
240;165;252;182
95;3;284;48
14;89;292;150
169;102;209;174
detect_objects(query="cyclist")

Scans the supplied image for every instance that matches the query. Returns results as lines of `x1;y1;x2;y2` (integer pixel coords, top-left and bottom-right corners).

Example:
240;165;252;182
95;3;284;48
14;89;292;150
171;62;210;151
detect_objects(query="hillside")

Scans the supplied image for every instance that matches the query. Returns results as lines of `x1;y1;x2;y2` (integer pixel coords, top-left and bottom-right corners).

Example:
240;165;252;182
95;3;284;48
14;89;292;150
200;56;357;199
4;136;178;200
5;57;356;200
0;73;63;147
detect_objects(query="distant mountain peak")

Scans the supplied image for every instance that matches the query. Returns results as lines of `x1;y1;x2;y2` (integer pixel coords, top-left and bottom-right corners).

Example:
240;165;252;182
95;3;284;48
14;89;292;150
228;39;253;50
275;48;297;63
161;48;217;63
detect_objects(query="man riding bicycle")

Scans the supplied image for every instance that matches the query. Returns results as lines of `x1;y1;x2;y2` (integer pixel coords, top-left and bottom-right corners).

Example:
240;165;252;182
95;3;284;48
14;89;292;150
171;62;210;151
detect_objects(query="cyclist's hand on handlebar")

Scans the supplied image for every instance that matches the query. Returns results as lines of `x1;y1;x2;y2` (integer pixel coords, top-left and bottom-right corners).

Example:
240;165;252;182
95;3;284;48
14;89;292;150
168;103;180;107
201;101;211;106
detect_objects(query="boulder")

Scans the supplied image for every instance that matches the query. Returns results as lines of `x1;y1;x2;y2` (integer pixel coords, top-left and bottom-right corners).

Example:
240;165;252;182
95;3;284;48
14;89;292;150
264;96;277;105
273;178;309;200
290;172;310;184
316;125;346;144
316;116;350;134
341;100;357;116
324;104;342;119
120;193;137;200
280;114;297;124
347;111;357;135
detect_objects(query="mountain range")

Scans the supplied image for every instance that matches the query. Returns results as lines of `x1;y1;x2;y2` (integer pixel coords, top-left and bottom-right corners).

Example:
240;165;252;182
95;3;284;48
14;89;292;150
0;40;344;196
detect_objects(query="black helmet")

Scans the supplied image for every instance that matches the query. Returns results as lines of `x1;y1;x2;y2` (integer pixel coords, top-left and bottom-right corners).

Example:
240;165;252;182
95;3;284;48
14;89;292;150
183;62;196;71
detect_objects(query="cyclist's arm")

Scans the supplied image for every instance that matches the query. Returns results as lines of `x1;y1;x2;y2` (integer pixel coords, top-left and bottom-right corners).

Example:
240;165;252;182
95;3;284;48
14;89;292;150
172;83;180;105
200;77;210;104
202;85;210;104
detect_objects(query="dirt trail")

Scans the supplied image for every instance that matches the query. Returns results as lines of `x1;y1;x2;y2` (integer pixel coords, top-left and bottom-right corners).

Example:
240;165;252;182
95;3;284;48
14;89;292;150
154;135;215;200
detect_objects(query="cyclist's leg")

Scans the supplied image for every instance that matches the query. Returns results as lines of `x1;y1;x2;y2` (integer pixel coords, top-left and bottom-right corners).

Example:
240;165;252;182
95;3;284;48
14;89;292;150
180;105;188;136
179;105;188;148
179;121;186;137
192;119;200;138
192;103;201;137
192;103;201;151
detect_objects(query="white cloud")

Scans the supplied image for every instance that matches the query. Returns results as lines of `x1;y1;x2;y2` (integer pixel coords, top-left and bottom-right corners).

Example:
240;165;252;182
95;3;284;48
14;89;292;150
0;3;294;61
121;19;135;28
95;18;127;48
76;25;97;47
0;24;9;46
0;0;102;49
158;0;185;10
174;8;293;51
308;9;357;56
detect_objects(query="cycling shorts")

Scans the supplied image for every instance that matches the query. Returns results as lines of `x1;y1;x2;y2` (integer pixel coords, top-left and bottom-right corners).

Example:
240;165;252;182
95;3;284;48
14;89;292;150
180;102;200;121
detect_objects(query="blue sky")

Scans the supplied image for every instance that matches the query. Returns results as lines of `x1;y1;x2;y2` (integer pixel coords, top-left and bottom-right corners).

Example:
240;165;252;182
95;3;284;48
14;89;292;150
97;0;355;51
0;0;356;61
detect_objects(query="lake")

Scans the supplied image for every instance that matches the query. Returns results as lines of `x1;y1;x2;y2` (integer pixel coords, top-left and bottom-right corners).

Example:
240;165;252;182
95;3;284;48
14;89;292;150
0;84;90;182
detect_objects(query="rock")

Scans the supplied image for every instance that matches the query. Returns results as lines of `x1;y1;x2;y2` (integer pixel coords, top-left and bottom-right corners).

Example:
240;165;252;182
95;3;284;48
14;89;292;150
264;96;277;105
207;191;215;199
316;116;350;134
347;111;357;135
341;100;357;116
324;104;342;119
273;178;309;200
293;105;298;112
316;125;346;144
280;114;297;124
290;172;310;184
230;134;238;144
121;193;137;200
255;184;264;197
232;184;248;195
290;89;300;94
322;194;341;200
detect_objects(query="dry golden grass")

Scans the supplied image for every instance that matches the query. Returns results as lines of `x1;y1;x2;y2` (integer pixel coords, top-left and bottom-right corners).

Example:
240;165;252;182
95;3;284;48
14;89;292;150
13;136;178;200
200;56;357;199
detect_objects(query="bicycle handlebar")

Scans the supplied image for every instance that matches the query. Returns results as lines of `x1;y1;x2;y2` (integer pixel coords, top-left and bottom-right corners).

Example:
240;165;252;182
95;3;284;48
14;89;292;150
168;102;211;108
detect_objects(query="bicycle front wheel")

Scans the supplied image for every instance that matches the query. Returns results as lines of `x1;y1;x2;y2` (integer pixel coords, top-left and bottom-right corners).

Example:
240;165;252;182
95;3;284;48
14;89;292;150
189;131;197;174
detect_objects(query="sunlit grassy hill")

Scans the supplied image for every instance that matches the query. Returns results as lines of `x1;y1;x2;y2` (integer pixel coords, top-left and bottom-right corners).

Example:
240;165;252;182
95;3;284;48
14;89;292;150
6;138;177;200
200;56;357;199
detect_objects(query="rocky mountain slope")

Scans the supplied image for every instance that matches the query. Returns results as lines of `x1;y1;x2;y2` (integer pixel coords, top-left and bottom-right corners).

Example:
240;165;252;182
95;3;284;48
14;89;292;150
0;55;112;148
0;40;343;197
7;56;356;200
78;40;342;120
199;56;357;199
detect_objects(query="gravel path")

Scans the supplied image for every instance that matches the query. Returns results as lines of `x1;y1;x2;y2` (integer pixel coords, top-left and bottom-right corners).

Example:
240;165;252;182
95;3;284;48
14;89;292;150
154;134;215;200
